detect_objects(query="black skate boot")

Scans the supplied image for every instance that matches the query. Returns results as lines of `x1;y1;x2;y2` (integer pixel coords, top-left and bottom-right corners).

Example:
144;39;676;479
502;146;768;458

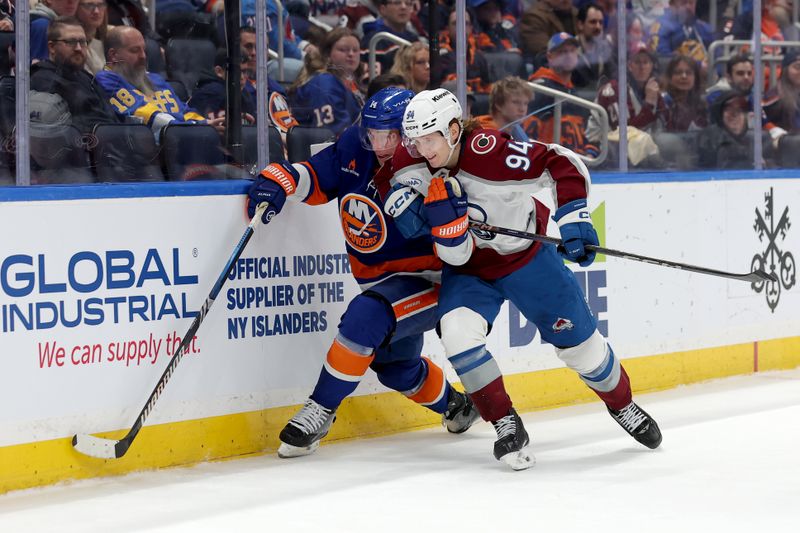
277;399;337;458
608;401;662;449
492;408;535;470
441;389;481;434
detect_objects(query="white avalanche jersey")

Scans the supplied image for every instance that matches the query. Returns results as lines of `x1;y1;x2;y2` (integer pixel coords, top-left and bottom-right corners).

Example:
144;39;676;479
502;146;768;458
390;128;591;279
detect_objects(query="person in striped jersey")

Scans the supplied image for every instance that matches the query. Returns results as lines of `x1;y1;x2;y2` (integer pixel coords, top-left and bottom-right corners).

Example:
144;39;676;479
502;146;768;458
248;88;480;458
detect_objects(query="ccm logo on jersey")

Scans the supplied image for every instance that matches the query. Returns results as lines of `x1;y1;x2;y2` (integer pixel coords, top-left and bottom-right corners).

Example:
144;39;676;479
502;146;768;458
470;133;497;155
385;186;421;217
399;176;423;188
340;193;387;253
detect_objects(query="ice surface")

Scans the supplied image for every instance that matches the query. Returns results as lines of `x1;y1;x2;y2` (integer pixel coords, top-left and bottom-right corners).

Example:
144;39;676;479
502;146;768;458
2;369;799;532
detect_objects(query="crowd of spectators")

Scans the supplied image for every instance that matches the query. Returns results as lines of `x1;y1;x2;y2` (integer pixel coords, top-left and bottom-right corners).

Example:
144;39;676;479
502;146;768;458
2;0;800;184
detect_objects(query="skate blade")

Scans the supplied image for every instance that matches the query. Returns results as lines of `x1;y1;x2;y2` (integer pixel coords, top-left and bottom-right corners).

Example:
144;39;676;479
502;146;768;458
277;440;320;459
443;410;481;434
499;446;536;471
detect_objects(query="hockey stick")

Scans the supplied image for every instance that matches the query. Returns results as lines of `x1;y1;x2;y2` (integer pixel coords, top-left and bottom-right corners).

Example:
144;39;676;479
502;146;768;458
72;203;268;459
469;221;777;284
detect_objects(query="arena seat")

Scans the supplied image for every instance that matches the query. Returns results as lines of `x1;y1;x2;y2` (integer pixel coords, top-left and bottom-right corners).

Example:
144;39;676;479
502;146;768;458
91;124;165;182
241;125;286;170
146;36;167;78
167;79;190;103
484;51;525;81
471;93;490;117
160;123;228;180
165;38;217;96
286;126;335;163
30;124;94;184
0;31;14;77
0;75;15;138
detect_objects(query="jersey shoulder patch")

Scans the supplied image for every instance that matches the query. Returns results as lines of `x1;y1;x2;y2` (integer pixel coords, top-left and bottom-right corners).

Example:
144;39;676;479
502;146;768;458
460;128;513;175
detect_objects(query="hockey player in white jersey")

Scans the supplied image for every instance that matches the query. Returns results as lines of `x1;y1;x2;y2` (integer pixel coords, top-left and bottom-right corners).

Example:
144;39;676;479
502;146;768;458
383;88;662;470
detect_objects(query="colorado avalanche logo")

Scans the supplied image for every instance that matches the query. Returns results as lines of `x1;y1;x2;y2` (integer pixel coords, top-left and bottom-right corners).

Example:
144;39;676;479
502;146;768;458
340;194;387;254
470;132;497;154
552;317;574;333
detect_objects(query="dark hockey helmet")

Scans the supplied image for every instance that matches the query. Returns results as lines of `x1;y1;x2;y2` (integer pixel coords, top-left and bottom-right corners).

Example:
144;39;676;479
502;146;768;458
359;87;415;151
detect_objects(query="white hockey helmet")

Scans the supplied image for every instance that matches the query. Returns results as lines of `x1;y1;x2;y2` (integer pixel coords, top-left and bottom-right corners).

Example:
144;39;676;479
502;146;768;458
402;89;463;147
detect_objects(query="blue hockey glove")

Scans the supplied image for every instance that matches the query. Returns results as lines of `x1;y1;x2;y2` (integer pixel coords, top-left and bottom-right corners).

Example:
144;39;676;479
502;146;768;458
554;199;599;267
384;183;431;239
247;162;297;224
424;177;469;247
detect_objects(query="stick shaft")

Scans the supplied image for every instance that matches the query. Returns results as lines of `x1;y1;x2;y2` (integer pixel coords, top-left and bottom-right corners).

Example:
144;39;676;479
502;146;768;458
73;204;266;458
468;221;776;284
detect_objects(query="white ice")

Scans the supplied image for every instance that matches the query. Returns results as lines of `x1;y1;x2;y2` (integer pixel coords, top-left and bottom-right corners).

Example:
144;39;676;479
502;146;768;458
2;369;799;533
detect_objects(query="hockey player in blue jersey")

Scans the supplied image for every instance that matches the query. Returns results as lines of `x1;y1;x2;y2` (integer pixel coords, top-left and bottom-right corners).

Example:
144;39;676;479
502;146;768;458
95;26;225;138
247;88;480;458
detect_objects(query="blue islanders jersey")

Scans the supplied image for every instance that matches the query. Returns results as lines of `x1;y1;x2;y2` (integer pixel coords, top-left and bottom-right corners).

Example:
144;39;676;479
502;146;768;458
95;70;207;127
284;126;441;287
288;73;363;135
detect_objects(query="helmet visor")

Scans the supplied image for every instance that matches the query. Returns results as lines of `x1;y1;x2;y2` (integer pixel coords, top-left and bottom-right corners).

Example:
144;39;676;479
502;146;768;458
359;127;401;152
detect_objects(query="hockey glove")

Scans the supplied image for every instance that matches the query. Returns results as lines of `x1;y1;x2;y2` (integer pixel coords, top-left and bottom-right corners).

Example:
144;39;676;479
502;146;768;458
554;199;599;267
424;176;469;247
247;162;297;224
384;183;431;239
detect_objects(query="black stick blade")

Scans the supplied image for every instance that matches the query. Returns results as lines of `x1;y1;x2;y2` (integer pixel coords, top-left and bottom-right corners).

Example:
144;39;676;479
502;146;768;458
750;269;778;283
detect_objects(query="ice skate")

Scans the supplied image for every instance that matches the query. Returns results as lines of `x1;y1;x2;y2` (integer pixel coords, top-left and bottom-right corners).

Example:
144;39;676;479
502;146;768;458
442;389;481;434
277;399;337;458
608;401;662;449
492;408;535;470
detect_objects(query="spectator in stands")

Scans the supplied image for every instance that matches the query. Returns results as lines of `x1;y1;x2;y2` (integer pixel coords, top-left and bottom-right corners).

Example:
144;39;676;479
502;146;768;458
361;0;421;74
630;0;668;30
389;42;430;94
96;26;224;138
526;32;597;156
608;12;648;56
697;91;761;169
662;54;708;131
32;0;81;62
706;54;754;107
733;0;799;43
31;17;123;134
471;0;522;54
764;49;800;133
475;76;533;140
649;0;713;67
289;27;365;135
439;10;492;94
573;2;615;89
239;26;258;81
587;43;668;168
76;0;108;74
590;43;667;136
237;27;296;130
0;0;14;31
236;0;307;82
189;48;257;124
366;72;408;97
519;0;577;59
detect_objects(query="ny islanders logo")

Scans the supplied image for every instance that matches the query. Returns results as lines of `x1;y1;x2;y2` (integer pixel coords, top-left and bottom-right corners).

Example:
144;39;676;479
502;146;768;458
340;194;387;253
